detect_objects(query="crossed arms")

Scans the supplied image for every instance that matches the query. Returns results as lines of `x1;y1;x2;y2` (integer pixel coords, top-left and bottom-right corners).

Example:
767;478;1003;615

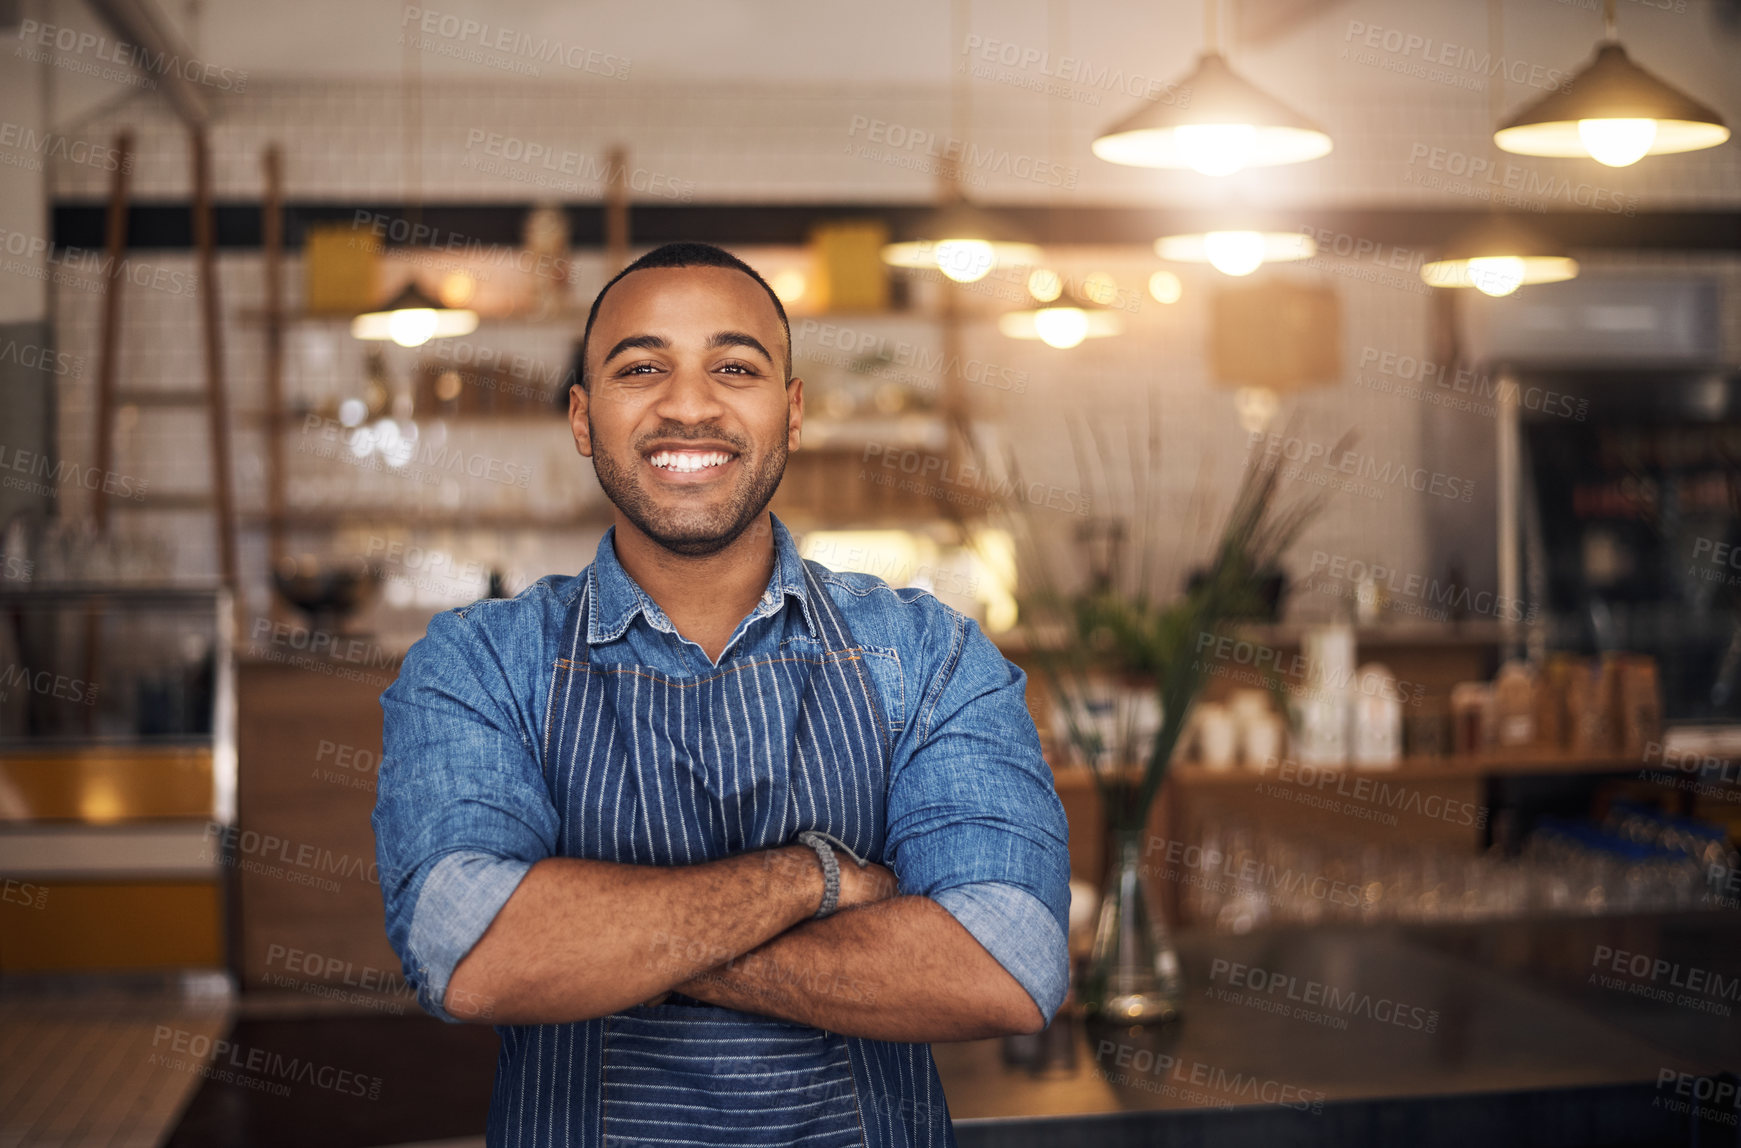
442;844;1047;1040
374;603;1072;1045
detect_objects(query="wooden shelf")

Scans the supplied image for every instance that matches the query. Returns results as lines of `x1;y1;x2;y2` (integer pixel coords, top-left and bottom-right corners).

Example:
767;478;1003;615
1166;749;1655;785
995;619;1518;657
1042;749;1681;790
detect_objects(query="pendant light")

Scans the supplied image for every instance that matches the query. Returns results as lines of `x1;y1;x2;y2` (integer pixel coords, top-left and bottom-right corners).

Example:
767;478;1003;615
351;280;479;346
1091;0;1331;174
1419;217;1578;297
996;0;1114;351
881;200;1043;284
998;304;1122;350
1495;0;1728;167
1155;229;1315;277
881;0;1041;283
999;267;1124;348
1424;0;1578;297
354;32;478;346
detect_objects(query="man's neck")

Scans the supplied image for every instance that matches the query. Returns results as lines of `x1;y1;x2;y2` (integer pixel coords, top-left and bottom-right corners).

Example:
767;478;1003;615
611;512;778;663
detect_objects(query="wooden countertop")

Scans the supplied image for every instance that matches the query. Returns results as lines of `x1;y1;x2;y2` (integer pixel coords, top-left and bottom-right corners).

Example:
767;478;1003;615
937;911;1738;1145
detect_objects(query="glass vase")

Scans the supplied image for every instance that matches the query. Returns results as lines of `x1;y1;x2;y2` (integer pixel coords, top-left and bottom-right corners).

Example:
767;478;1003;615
1080;823;1184;1026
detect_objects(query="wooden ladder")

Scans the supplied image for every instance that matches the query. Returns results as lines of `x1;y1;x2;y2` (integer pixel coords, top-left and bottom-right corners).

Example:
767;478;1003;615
88;127;239;590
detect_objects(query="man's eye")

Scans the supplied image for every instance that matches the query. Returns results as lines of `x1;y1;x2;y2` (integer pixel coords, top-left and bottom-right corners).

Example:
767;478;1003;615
716;362;760;376
618;363;661;376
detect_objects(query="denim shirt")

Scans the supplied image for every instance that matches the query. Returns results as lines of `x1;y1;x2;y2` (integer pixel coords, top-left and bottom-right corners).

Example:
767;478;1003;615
372;513;1072;1030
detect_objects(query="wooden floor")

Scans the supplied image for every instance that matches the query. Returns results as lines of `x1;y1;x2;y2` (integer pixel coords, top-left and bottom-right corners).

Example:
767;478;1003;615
0;973;232;1148
1;974;501;1148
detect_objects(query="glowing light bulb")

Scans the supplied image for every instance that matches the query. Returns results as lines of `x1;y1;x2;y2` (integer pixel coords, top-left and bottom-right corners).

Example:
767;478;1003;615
1148;270;1183;304
1577;118;1657;167
1082;272;1119;306
1028;268;1063;302
1203;231;1266;277
1467;256;1527;297
1034;307;1089;349
438;271;476;307
771;268;807;303
934;239;996;283
1175;123;1257;176
388;307;439;348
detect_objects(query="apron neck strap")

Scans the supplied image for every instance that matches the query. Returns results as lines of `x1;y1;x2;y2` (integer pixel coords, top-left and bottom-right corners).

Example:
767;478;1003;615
563;551;864;666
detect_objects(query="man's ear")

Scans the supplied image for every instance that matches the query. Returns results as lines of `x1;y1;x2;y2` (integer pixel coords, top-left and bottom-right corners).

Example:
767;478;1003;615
568;383;593;458
787;375;804;452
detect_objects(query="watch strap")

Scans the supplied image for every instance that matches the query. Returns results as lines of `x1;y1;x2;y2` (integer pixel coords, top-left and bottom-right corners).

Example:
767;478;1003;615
797;830;839;918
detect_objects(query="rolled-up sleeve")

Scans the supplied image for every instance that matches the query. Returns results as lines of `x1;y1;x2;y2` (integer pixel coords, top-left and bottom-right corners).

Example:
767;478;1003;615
883;609;1073;1027
372;607;560;1022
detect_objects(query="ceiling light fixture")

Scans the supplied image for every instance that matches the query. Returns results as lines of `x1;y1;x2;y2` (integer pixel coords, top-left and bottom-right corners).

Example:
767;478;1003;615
1494;0;1728;167
1155;230;1315;277
882;0;1043;284
354;40;479;347
1091;0;1331;174
1419;218;1578;297
1427;0;1581;297
998;305;1122;350
351;280;479;348
881;201;1043;285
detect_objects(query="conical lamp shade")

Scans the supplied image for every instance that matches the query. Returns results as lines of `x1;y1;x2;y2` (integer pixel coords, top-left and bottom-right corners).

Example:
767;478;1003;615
998;277;1124;348
1155;229;1316;277
998;304;1122;349
1421;217;1578;296
352;279;479;346
1092;52;1332;172
1495;41;1728;162
881;200;1043;283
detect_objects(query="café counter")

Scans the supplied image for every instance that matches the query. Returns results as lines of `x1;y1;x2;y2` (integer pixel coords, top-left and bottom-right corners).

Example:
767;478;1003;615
937;910;1739;1147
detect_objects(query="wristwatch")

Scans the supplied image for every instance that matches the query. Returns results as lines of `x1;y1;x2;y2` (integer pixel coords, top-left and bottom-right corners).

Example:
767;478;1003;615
796;830;867;919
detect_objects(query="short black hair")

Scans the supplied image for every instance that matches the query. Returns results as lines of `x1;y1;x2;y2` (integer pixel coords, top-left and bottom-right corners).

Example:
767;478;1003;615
574;241;791;393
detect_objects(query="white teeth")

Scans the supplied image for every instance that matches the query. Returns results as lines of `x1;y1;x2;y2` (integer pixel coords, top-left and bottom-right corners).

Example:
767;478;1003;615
649;450;732;472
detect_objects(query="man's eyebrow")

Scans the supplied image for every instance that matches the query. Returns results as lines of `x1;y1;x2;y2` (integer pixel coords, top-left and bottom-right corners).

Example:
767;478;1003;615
706;330;774;365
602;334;670;364
600;331;775;368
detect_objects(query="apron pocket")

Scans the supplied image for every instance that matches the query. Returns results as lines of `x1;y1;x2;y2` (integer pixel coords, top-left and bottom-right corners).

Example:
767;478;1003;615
602;1001;863;1147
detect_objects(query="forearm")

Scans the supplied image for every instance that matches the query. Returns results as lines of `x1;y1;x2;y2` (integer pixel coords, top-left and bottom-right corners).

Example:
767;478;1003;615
445;845;822;1024
671;894;1044;1042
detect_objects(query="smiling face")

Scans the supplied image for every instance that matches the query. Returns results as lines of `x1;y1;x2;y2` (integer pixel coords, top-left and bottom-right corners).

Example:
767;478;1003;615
570;264;801;557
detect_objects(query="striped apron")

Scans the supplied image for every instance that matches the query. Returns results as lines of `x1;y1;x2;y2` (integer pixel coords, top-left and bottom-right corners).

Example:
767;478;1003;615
484;560;957;1147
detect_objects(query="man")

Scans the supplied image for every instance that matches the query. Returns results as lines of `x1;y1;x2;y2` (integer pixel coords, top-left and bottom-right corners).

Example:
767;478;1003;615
373;241;1072;1147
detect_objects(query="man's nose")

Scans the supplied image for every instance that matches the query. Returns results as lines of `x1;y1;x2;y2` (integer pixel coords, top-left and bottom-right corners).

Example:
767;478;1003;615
651;363;729;421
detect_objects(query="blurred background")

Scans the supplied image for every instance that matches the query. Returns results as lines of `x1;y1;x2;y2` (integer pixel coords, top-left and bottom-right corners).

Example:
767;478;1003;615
0;0;1738;1144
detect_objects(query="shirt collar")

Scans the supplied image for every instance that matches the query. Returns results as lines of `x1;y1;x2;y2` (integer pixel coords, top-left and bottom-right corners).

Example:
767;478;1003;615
586;512;821;646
